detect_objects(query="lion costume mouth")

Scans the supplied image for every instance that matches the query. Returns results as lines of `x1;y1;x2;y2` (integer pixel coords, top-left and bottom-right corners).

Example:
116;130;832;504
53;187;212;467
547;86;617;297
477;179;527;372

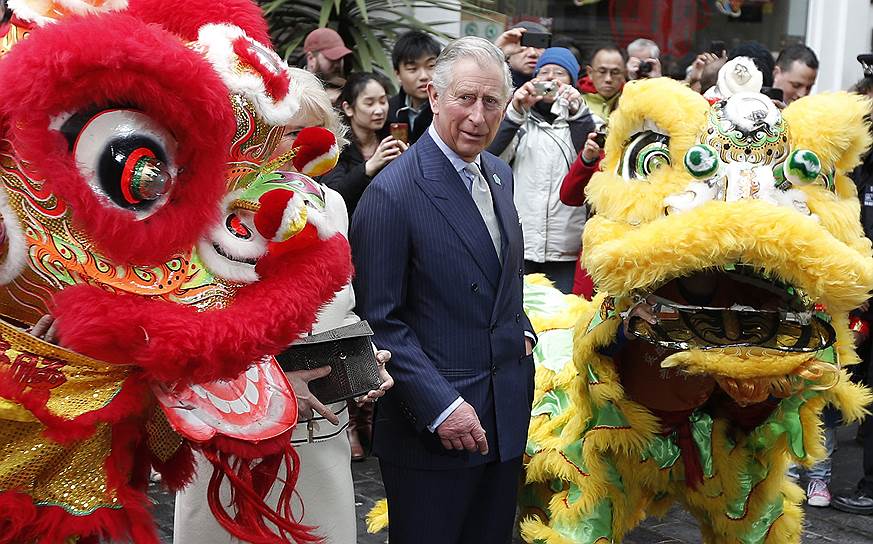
626;266;835;353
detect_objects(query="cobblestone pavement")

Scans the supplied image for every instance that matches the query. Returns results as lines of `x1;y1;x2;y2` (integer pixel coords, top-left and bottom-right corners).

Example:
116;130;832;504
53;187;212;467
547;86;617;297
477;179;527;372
151;424;873;543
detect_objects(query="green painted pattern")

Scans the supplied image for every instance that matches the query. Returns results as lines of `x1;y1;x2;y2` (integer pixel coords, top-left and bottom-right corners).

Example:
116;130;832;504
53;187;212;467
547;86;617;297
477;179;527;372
739;493;784;544
552;498;613;544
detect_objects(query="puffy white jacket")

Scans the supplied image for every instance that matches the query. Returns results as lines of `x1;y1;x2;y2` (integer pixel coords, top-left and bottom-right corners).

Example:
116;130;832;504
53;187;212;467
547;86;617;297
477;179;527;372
488;101;594;263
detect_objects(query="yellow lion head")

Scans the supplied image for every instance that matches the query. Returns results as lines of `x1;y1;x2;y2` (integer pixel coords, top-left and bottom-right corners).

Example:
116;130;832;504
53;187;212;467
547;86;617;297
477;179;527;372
583;77;873;402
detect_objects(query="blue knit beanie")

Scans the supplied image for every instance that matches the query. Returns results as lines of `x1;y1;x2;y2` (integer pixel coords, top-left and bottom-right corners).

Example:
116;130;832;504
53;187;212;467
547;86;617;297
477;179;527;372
534;47;580;82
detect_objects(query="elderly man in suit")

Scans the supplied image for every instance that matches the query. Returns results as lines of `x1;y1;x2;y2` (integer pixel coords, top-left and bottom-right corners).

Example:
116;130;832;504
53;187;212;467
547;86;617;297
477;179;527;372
350;36;535;544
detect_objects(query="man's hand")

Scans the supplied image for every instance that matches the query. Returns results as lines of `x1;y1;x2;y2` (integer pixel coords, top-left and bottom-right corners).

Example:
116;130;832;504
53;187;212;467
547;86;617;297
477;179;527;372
286;366;340;425
525;337;533;356
436;401;488;455
495;28;525;59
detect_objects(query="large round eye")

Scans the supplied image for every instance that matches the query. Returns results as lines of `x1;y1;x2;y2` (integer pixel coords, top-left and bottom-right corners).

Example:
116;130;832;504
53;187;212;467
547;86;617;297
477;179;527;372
620;130;671;180
58;108;177;217
684;144;720;180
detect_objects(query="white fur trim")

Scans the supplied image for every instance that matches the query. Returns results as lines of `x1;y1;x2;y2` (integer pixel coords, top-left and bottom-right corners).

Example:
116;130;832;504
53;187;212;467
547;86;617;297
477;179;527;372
0;187;29;285
196;24;299;126
274;192;306;242
8;0;127;26
305;206;339;241
196;238;259;284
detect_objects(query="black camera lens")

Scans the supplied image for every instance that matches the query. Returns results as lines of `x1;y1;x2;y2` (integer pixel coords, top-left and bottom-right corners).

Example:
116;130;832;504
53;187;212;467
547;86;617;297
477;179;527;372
638;61;653;77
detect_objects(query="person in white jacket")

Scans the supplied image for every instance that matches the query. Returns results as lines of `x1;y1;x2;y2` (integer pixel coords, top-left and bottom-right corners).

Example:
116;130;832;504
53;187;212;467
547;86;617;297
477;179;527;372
173;68;393;544
487;47;595;293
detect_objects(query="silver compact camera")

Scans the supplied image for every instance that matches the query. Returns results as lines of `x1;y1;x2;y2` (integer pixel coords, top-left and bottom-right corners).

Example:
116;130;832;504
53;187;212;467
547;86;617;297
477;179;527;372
532;80;557;97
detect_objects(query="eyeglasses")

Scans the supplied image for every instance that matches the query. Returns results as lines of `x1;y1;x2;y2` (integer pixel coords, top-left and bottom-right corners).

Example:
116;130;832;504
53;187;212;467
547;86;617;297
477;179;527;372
537;67;569;79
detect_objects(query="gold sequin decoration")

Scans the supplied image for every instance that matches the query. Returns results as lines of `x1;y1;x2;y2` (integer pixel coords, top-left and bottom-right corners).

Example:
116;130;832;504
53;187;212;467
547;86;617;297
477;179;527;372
0;420;118;514
0;318;130;420
145;407;183;464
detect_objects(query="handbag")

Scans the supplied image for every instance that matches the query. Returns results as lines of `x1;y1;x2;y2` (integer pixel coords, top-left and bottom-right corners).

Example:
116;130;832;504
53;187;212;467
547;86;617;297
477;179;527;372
275;321;382;404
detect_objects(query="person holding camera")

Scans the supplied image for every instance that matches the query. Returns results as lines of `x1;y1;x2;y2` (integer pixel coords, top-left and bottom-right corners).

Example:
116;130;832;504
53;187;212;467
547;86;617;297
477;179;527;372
626;38;662;80
495;21;549;88
488;47;594;293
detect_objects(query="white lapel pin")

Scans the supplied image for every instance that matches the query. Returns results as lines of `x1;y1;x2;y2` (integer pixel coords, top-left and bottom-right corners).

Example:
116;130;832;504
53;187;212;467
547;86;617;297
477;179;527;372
493;173;502;187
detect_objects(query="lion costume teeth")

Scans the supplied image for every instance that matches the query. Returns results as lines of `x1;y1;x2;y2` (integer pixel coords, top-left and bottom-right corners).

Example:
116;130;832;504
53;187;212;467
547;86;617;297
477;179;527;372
520;73;873;544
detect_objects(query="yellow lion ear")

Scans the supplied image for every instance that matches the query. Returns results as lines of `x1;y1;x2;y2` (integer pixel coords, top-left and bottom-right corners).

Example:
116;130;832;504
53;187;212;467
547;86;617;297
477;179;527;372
782;92;872;174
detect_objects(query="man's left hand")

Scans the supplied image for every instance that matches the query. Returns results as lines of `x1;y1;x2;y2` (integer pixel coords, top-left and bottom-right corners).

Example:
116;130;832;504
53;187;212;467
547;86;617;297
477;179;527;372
525;337;533;356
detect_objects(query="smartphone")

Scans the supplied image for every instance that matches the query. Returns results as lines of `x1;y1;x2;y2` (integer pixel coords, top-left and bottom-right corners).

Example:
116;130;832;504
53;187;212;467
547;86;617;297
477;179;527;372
760;86;784;102
520;31;551;49
709;40;726;56
532;81;557;97
592;131;607;148
858;53;873;76
389;122;409;144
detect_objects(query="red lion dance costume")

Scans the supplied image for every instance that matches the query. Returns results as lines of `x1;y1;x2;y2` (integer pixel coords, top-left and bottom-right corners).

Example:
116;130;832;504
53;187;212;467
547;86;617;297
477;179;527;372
0;1;350;542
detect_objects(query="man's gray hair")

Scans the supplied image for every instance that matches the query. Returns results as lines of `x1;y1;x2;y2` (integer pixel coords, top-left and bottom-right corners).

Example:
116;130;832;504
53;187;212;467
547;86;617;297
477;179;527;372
431;36;513;102
627;38;660;59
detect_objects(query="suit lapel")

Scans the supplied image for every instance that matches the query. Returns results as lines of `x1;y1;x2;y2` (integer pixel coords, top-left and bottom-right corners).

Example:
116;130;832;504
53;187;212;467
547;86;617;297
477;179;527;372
414;134;501;287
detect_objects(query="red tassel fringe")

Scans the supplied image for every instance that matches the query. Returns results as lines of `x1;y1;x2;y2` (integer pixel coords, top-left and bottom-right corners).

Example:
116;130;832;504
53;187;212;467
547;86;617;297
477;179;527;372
201;432;321;544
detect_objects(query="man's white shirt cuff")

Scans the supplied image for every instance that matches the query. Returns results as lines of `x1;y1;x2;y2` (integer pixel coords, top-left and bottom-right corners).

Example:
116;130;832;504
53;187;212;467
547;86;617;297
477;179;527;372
428;396;463;432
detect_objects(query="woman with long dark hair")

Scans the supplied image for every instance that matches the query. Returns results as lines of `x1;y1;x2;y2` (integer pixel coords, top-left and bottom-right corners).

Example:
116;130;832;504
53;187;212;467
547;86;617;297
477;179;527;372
322;72;407;217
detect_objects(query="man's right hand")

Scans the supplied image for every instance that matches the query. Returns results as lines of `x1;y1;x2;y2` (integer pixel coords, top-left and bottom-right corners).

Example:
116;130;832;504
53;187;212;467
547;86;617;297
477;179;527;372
495;28;525;59
436;401;489;455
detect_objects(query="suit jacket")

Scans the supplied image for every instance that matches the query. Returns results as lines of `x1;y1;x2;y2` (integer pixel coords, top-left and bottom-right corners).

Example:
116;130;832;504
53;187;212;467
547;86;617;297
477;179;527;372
350;132;534;470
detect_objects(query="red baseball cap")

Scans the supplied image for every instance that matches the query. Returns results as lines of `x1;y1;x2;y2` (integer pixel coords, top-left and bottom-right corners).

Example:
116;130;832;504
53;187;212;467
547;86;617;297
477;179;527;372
303;28;352;61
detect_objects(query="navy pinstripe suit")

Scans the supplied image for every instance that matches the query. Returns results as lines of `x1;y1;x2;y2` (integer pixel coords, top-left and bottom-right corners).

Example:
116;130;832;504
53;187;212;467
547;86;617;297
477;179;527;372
350;131;535;542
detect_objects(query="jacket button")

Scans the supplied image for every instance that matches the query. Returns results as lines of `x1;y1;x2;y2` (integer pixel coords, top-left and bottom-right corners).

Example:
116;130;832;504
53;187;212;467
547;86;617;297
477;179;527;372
518;267;523;277
515;313;521;323
490;364;497;375
471;282;479;292
490;325;496;333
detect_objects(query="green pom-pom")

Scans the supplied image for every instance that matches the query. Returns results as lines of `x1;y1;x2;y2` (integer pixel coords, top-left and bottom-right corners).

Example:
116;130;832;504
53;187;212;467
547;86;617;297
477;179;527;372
784;149;821;185
684;144;719;179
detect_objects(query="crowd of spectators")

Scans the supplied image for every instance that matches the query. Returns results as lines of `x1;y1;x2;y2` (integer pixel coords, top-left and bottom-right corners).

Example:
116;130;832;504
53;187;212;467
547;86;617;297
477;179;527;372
291;24;873;532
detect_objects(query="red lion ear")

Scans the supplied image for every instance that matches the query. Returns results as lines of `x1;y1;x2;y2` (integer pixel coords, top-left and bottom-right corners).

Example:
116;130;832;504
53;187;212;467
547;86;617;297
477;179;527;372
124;0;271;45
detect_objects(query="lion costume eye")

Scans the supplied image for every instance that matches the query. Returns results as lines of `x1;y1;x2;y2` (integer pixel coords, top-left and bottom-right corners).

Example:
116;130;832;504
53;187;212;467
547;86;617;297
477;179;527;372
620;130;671;180
59;108;177;217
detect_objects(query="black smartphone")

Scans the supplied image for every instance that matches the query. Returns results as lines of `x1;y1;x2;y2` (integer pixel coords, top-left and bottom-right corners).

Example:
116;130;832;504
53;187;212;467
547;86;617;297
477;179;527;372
520;31;551;49
858;53;873;76
592;131;607;148
761;86;784;102
709;40;726;55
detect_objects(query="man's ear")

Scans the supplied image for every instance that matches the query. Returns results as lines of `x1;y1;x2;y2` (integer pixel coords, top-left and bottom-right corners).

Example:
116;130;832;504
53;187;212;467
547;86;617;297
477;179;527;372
773;65;782;79
427;82;440;114
586;65;594;77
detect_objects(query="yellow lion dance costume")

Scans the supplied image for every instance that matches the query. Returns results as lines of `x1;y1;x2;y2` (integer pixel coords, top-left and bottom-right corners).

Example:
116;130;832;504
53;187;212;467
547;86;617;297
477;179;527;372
519;74;873;543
